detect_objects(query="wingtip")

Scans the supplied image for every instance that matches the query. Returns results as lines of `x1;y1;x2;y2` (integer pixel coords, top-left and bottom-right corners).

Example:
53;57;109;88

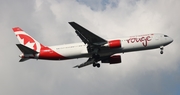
68;22;73;24
69;21;77;25
73;65;80;68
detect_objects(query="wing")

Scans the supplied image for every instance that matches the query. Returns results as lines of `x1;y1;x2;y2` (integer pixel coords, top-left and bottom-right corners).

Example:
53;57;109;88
69;22;107;46
73;58;95;68
73;55;112;68
69;22;110;68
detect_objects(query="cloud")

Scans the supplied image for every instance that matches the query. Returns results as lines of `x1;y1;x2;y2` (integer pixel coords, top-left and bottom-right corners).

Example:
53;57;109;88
0;0;179;95
76;0;119;11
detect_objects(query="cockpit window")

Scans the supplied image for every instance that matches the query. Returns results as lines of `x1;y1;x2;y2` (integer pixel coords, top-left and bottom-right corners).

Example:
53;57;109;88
164;35;168;37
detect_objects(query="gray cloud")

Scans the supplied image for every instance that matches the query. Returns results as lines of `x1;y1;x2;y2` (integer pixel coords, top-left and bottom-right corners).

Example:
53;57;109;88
0;0;179;95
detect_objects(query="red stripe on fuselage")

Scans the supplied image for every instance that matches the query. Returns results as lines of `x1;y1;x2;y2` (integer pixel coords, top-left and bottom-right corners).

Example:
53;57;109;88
38;46;67;60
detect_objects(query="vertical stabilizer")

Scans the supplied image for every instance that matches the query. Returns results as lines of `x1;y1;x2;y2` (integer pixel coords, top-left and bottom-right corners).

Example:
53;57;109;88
12;27;45;52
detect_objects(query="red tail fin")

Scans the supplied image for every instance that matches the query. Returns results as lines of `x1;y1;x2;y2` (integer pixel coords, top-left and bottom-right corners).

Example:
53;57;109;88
12;27;45;52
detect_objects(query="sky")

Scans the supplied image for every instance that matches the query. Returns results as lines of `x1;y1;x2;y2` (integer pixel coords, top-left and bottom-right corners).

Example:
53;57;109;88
0;0;180;95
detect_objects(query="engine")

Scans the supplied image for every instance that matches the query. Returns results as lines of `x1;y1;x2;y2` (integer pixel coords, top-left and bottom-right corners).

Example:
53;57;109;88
101;55;122;64
104;40;121;48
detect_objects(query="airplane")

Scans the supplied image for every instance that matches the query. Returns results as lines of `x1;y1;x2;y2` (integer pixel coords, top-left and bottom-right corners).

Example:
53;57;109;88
12;22;173;68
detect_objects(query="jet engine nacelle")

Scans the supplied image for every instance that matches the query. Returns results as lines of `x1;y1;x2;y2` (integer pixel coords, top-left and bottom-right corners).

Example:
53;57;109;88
104;40;121;48
101;55;122;64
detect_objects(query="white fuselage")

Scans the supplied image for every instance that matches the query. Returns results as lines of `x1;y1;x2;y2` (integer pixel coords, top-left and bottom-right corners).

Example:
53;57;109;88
47;33;173;60
12;26;173;66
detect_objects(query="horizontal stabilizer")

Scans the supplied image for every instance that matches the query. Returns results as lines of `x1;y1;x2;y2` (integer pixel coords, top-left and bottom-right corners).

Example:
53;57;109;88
16;44;38;54
19;58;29;62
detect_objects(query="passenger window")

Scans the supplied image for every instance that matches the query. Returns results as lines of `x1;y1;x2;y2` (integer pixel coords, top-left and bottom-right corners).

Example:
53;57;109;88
164;35;168;37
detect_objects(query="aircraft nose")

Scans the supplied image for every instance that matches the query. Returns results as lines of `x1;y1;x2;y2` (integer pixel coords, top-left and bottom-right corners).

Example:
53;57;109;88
169;37;173;43
168;37;173;44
